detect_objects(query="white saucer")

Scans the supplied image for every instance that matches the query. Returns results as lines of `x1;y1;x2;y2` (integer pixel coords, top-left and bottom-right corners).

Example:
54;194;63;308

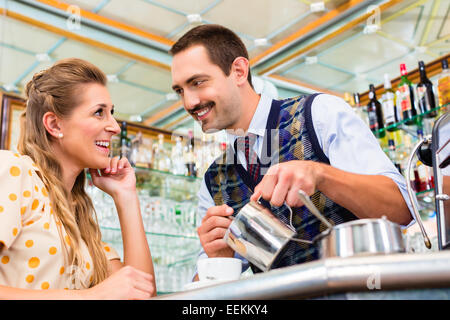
183;279;232;291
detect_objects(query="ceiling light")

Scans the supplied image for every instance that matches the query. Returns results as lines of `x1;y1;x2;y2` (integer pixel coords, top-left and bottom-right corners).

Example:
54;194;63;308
107;74;119;83
166;93;179;101
363;24;380;34
310;2;325;13
187;14;202;25
129;115;142;122
355;73;367;81
35;53;51;62
254;38;270;47
2;84;19;92
415;46;427;54
305;56;318;65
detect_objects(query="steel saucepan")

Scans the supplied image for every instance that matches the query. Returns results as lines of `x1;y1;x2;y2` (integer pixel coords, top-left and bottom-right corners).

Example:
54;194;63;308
297;190;406;259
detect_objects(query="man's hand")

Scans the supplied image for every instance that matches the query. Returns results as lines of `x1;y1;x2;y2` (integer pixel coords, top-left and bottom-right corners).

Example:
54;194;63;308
250;160;324;207
197;204;235;258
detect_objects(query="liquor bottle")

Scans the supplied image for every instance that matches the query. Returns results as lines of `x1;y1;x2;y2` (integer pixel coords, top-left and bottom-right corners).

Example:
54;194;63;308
120;121;131;160
387;139;402;174
437;58;450;112
416;61;437;118
184;130;197;177
367;84;385;138
153;134;171;172
353;93;369;126
382;74;400;130
415;128;434;191
397;63;417;125
171;136;187;175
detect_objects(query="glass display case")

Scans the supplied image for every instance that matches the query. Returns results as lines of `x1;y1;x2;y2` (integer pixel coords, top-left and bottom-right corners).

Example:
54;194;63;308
86;166;202;295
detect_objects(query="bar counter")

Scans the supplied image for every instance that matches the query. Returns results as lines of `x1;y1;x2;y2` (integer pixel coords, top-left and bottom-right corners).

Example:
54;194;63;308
154;250;450;300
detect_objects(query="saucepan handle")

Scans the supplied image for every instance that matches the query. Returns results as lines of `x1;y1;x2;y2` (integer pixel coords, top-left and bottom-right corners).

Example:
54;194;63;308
256;190;334;244
297;190;334;233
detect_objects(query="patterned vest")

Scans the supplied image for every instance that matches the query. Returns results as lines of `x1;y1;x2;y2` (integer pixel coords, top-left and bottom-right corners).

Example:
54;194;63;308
204;94;358;273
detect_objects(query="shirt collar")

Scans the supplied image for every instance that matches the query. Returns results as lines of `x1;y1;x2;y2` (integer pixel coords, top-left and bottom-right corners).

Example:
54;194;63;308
225;92;273;148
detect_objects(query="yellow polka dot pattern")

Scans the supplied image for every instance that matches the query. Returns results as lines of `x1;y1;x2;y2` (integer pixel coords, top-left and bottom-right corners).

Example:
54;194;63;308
31;199;39;211
26;275;34;283
28;257;40;269
10;166;20;177
1;152;122;290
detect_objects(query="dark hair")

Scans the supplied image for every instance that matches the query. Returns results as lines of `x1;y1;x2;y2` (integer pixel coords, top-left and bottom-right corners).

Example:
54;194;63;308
170;24;253;87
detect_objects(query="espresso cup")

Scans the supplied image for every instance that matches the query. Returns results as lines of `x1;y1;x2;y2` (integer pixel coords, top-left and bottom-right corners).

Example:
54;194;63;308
197;257;242;282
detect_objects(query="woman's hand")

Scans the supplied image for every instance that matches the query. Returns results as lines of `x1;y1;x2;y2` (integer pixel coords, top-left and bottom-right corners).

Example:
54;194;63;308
83;265;155;300
89;156;136;199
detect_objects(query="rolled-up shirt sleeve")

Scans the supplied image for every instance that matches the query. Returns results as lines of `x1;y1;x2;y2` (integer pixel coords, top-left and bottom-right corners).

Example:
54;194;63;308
311;94;415;228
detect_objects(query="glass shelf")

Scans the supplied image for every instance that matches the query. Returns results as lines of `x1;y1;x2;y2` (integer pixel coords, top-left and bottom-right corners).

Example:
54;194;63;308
374;103;449;135
415;188;434;197
134;166;201;182
99;225;198;240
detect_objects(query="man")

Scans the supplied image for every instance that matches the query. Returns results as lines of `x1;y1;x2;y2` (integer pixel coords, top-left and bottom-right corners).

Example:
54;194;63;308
170;24;413;279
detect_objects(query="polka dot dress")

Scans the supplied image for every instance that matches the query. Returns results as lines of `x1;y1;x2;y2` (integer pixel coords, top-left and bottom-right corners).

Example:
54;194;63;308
0;151;119;290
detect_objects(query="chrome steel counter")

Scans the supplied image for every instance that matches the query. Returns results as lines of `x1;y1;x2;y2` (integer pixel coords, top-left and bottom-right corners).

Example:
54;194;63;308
153;251;450;300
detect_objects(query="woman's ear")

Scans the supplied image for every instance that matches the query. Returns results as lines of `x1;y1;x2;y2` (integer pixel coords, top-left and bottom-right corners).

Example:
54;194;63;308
42;111;63;139
231;57;250;87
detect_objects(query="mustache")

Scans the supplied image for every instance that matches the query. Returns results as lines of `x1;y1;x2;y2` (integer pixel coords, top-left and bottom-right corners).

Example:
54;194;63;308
189;101;215;115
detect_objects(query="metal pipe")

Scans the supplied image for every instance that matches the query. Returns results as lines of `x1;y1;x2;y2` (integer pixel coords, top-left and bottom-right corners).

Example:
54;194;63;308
154;251;450;300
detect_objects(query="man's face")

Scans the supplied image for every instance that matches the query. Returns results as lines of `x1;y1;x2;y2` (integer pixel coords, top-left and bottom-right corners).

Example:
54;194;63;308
171;45;241;132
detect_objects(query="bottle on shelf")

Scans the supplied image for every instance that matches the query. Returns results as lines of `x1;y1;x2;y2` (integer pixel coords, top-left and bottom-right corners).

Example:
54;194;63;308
184;130;197;177
416;61;437;118
120;121;131;160
415;128;435;191
437;58;450;113
387;139;402;174
153;134;171;172
129;131;143;167
382;73;400;130
396;63;418;125
353;92;369;126
367;84;385;138
171;136;187;175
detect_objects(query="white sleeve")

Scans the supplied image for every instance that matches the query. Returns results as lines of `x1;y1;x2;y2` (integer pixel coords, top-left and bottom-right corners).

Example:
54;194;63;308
311;94;415;227
192;177;250;281
195;177;214;262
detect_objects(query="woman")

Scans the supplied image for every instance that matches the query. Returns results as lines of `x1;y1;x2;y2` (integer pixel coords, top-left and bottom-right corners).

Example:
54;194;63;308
0;58;155;299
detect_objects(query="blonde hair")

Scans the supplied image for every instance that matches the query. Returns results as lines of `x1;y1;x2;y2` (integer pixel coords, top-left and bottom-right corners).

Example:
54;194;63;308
18;58;109;287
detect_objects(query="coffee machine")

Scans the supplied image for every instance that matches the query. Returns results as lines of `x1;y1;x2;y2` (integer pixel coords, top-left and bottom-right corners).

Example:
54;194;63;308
411;112;450;250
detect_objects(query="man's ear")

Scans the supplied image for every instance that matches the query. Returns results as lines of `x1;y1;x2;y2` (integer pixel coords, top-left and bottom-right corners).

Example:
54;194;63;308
231;57;250;86
42;111;63;139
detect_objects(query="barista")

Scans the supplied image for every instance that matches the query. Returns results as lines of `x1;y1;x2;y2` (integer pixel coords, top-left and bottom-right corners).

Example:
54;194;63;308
169;24;414;277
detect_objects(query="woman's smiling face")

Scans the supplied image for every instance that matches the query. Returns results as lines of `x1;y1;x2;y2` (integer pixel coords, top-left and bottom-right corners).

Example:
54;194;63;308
56;82;121;171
